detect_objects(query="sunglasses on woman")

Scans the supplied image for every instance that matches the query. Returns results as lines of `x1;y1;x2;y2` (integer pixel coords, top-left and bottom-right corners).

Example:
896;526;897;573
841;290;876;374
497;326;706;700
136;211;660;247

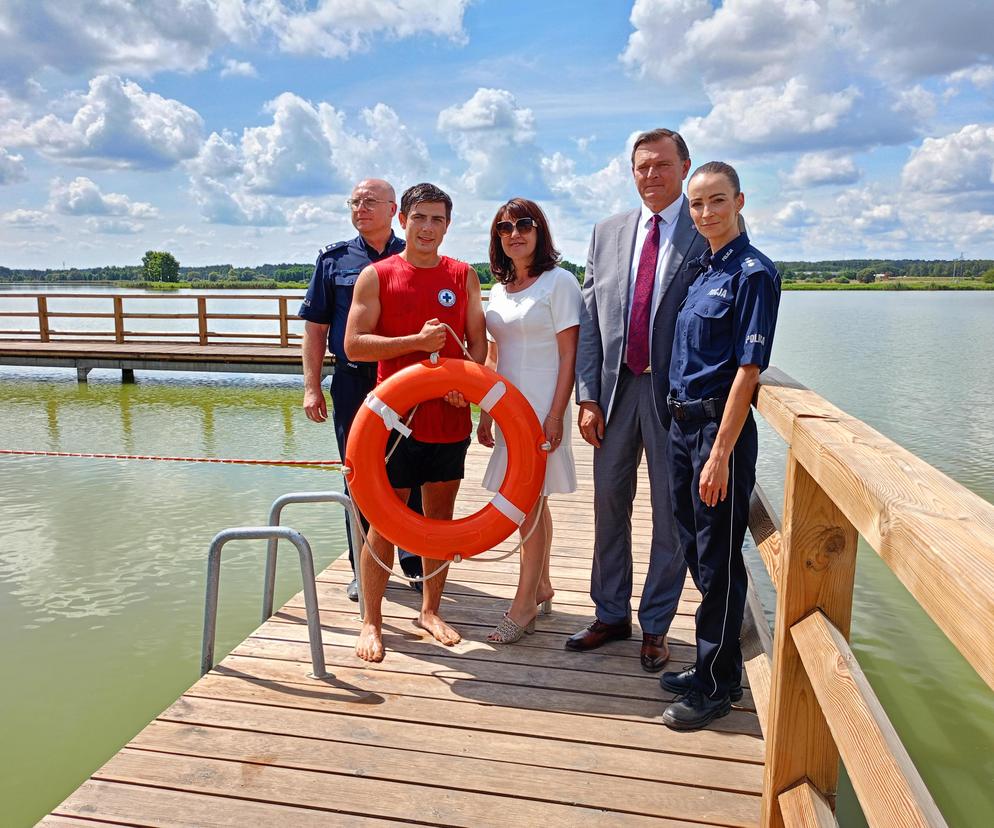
496;217;538;237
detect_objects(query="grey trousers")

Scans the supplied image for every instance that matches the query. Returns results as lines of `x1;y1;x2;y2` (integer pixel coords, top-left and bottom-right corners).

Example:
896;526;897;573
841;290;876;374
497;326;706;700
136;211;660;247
590;370;685;634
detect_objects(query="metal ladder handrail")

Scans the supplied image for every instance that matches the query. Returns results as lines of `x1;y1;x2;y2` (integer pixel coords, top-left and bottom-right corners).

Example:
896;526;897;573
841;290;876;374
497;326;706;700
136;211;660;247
201;526;327;678
260;491;363;619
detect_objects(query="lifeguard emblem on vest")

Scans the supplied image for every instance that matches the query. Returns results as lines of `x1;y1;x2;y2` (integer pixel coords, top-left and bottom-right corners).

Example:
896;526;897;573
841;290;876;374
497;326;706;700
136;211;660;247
437;288;456;307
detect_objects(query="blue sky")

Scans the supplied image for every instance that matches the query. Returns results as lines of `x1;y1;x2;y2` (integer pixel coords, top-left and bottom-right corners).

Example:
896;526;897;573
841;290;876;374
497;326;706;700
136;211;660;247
1;0;993;269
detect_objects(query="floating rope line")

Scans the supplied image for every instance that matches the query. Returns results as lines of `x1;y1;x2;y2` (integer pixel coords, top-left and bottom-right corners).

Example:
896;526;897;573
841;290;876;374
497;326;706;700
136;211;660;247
0;449;341;467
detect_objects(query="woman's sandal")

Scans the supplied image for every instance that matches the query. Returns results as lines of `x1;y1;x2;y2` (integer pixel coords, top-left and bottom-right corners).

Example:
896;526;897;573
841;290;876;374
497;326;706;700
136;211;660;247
488;612;537;644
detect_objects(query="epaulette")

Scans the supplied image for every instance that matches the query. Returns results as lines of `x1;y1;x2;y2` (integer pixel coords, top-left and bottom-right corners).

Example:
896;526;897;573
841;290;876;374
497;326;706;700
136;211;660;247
740;256;770;278
318;240;348;257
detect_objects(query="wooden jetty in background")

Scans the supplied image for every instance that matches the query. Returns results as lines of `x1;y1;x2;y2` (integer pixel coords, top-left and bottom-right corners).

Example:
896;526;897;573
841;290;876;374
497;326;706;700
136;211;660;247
0;292;330;380
38;368;994;826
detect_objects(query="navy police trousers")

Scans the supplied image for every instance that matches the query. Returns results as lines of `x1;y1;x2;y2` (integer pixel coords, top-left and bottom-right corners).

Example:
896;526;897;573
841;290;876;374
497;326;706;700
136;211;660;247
330;368;421;573
667;411;757;700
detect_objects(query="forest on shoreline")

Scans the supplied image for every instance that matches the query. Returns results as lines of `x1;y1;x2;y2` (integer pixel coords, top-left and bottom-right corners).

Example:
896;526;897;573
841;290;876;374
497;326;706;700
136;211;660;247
2;257;993;291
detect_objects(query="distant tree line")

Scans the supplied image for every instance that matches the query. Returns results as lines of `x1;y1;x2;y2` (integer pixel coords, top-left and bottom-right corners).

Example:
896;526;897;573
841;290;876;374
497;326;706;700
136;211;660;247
777;258;994;284
2;256;990;286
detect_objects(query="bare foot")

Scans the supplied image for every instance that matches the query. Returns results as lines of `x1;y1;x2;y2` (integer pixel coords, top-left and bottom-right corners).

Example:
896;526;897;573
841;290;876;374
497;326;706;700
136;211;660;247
415;611;461;646
355;622;385;662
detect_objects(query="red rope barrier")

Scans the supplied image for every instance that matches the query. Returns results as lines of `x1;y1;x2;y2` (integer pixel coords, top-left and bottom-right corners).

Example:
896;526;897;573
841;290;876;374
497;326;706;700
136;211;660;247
0;449;341;467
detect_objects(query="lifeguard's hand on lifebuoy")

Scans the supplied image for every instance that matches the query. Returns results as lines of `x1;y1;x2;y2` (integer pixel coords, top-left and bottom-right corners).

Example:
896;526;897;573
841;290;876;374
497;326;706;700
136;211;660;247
417;318;448;352
444;390;469;408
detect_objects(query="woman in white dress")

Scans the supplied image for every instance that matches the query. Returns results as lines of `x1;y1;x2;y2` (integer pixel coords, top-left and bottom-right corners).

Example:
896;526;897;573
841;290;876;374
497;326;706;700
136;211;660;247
477;198;582;644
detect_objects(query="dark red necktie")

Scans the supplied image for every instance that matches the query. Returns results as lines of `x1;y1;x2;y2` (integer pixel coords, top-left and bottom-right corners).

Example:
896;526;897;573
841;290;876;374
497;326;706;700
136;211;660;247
626;213;660;375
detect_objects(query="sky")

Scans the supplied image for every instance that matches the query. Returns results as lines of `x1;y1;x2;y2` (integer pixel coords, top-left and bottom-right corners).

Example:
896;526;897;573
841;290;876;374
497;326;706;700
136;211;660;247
1;0;993;270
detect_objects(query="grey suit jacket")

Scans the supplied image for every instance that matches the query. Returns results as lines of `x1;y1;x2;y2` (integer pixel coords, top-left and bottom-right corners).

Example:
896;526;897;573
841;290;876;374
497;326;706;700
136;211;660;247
575;199;708;428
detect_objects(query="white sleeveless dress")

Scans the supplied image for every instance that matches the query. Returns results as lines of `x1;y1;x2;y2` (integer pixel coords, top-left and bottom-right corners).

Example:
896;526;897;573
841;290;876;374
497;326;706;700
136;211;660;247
482;266;582;495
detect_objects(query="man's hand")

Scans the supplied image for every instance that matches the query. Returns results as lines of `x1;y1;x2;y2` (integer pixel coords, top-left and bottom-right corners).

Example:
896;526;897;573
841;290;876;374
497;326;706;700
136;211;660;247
303;386;328;423
444;390;468;408
578;401;605;448
417;318;448;353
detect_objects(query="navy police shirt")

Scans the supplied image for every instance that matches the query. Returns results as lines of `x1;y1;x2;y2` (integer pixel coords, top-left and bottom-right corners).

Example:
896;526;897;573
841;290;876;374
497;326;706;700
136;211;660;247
297;232;405;369
668;233;781;402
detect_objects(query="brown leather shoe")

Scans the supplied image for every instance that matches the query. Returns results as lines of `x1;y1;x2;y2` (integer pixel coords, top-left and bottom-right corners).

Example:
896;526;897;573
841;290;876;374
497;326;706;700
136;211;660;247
565;618;632;652
640;633;669;672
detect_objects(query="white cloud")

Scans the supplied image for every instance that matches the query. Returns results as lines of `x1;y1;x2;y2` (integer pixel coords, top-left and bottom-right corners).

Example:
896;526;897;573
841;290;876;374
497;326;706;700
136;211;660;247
189;175;286;226
438;88;545;198
773;200;817;228
0;1;232;92
263;0;469;59
2;208;52;227
901;124;994;195
0;146;26;183
241;93;341;196
681;80;862;154
623;0;828;91
85;217;143;235
189;131;243;178
784;152;861;188
49;176;158;218
620;0;987;159
947;65;994;90
542;150;633;221
21;75;203;170
220;59;257;78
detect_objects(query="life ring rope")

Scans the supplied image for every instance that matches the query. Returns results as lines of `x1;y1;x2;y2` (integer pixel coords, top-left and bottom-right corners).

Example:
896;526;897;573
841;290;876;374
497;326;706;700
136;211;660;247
345;324;548;561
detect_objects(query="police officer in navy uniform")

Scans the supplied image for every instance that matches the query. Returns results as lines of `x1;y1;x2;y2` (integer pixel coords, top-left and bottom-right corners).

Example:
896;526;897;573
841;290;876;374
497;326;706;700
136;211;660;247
659;162;781;730
300;178;423;601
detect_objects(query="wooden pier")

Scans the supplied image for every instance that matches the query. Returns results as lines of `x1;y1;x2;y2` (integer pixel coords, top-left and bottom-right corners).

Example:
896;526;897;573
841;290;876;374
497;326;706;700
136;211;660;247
41;439;770;827
0;292;329;380
37;368;994;826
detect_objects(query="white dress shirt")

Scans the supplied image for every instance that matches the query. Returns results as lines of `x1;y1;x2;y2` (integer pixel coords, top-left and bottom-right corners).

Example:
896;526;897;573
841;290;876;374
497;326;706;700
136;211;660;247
626;194;685;329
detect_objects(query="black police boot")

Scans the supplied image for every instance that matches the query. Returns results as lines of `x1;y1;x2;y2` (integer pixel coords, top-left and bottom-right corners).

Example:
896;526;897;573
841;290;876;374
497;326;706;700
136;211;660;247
660;666;743;702
345;578;359;602
662;688;732;731
399;555;424;593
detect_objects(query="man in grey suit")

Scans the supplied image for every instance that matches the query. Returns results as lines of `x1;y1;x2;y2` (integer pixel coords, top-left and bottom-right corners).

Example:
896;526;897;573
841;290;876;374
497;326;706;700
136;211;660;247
568;128;709;671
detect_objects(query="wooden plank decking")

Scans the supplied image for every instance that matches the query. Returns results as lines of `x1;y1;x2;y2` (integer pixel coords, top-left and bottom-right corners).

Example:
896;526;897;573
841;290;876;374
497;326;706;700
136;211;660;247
0;339;331;377
42;441;766;827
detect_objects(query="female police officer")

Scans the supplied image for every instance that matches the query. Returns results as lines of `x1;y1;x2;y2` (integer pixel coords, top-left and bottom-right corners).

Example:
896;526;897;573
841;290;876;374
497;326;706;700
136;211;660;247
659;162;781;730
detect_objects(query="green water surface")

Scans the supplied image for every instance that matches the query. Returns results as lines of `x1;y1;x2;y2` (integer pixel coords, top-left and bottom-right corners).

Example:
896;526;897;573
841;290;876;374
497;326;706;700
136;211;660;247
1;288;993;825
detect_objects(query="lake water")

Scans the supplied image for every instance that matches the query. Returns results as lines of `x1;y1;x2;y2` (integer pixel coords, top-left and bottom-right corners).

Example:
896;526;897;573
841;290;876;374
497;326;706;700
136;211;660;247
1;286;993;825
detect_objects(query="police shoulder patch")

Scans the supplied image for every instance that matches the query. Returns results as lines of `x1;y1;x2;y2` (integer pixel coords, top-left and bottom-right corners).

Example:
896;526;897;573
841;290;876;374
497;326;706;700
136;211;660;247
319;240;348;256
740;256;769;279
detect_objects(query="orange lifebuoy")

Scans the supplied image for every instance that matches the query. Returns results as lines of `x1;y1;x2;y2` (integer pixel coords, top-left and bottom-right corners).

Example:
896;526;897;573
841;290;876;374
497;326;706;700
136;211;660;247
344;358;547;561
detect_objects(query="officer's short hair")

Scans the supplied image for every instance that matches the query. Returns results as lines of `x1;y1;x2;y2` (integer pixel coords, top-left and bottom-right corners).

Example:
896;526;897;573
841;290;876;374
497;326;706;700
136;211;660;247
400;183;452;221
631;129;690;166
690;161;741;196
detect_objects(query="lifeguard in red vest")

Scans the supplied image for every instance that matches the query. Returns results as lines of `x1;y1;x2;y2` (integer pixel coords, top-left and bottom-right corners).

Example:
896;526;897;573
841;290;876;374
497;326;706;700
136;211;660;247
344;182;487;663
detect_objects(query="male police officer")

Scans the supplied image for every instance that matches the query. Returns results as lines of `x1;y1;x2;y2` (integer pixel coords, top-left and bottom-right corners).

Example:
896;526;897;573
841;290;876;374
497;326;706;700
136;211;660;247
300;178;423;601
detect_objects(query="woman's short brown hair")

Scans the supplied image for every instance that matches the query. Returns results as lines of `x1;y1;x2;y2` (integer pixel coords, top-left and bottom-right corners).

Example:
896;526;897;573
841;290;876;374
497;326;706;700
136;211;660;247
489;198;560;284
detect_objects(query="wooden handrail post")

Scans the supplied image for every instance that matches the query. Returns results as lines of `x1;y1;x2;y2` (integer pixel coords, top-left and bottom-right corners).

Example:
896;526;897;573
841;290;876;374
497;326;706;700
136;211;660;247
761;450;858;828
278;297;289;347
37;296;50;342
113;296;125;343
198;297;208;345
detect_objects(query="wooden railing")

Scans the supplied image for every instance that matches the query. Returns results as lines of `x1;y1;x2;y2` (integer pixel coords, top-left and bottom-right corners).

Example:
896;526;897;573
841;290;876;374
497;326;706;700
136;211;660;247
745;367;994;827
0;293;304;346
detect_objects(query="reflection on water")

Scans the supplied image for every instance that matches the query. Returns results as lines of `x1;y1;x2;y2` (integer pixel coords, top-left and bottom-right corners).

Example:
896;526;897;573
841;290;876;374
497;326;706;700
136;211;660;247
2;290;994;825
0;368;349;825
